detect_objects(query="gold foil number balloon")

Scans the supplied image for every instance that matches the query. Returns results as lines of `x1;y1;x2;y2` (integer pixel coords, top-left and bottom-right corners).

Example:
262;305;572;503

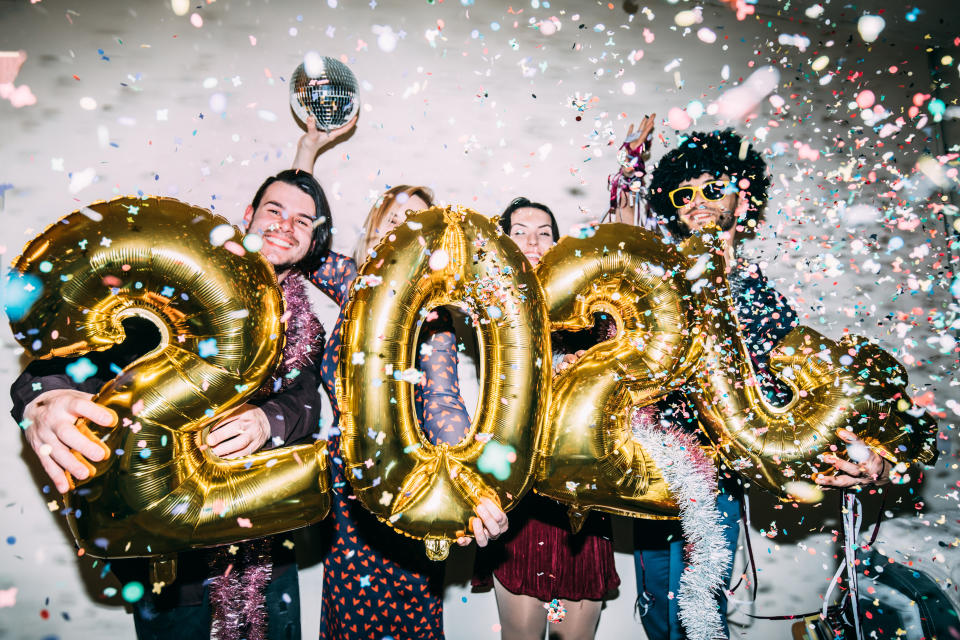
681;230;938;499
533;224;707;528
338;206;551;559
9;196;332;557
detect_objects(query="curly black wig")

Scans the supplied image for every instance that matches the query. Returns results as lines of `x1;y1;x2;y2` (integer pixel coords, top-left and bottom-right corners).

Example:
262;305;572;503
647;129;770;238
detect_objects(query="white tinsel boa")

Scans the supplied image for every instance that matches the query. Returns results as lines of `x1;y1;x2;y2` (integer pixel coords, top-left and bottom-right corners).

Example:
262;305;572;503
631;407;732;640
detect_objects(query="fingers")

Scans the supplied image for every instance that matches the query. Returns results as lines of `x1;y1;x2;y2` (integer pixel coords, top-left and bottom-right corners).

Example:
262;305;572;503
206;418;240;447
208;423;250;458
816;451;886;488
474;498;509;541
835;428;885;478
340;109;360;131
474;501;500;537
478;498;508;532
837;428;865;446
456;536;471;547
555;353;578;374
70;397;117;428
821;453;862;477
218;437;259;459
35;453;72;494
471;516;489;547
208;410;268;458
56;421;109;462
23;391;112;490
211;432;252;458
814;472;863;488
40;436;92;487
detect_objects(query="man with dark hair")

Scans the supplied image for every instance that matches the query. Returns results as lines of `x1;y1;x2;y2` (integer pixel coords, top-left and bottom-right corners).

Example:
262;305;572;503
634;128;902;640
12;169;332;640
248;168;333;277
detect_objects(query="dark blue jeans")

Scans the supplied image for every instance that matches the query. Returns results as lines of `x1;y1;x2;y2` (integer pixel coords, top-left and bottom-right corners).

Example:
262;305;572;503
131;564;301;640
633;480;741;640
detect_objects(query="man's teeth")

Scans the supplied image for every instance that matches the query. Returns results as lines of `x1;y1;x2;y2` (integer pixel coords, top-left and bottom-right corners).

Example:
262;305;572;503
266;235;294;248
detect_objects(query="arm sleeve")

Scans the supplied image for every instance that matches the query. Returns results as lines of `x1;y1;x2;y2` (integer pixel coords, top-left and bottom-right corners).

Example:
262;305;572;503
415;309;472;446
9;326;158;425
11;317;161;424
10;360;99;424
733;270;799;407
251;363;323;448
304;251;358;310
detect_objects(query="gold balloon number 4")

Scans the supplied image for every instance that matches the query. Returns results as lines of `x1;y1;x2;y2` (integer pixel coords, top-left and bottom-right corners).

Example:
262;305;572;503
9;197;332;557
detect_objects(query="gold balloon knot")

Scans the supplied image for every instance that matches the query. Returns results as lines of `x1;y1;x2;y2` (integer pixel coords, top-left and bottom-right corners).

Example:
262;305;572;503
442;206;467;224
423;536;451;561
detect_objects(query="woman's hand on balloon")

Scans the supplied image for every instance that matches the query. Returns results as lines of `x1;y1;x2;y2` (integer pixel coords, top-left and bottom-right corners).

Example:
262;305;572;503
815;428;892;488
292;112;360;173
206;404;272;458
23;389;116;493
554;350;586;375
456;497;509;547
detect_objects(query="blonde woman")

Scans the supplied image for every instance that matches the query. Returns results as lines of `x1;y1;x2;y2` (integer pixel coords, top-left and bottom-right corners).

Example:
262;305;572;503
293;116;507;639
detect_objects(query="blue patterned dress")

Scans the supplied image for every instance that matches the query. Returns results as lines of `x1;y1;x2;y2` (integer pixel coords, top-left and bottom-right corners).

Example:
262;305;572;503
306;252;471;639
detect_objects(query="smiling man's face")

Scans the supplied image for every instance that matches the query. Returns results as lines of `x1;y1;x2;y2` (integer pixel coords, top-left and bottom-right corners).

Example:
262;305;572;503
673;172;741;233
243;180;316;274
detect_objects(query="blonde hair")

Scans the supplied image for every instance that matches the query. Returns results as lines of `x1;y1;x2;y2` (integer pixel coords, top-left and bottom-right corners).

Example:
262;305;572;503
353;185;435;264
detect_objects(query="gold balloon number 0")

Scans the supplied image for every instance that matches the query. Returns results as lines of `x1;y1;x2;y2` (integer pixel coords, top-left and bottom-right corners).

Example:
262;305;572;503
337;207;551;560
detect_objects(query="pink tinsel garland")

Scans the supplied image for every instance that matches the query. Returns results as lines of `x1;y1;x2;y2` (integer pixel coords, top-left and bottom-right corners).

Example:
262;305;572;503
209;273;323;640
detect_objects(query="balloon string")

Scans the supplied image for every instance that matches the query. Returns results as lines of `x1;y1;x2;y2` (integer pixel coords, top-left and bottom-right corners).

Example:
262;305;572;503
726;490;758;607
820;492;863;639
746;495;886;626
843;491;864;640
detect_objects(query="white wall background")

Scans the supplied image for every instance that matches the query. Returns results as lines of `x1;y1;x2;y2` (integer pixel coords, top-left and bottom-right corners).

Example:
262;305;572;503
1;0;958;638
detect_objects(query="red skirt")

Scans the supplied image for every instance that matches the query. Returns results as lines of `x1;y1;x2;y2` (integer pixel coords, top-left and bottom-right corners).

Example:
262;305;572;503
473;494;620;601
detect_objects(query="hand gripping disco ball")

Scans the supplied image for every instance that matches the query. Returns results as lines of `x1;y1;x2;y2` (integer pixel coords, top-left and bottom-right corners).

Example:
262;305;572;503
290;56;359;131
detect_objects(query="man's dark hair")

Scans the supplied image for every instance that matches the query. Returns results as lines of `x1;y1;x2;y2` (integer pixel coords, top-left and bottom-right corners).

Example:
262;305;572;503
647;128;770;238
250;169;332;274
498;196;561;242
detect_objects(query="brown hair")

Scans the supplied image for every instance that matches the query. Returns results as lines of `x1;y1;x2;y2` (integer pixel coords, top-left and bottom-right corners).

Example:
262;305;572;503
354;185;435;264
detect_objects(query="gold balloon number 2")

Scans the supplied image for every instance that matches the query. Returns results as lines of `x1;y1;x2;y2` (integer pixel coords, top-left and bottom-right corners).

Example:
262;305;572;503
9;197;332;558
533;224;709;529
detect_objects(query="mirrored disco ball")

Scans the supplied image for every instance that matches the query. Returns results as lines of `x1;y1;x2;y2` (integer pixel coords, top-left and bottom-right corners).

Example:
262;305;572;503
290;57;359;131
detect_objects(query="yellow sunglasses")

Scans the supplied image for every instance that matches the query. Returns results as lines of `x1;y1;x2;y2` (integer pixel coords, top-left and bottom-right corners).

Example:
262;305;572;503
667;180;734;208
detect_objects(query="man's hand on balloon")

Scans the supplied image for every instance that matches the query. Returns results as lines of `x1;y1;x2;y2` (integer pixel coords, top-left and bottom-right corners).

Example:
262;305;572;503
23;389;116;493
206;404;272;458
456;497;509;547
815;428;892;488
292;112;359;173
